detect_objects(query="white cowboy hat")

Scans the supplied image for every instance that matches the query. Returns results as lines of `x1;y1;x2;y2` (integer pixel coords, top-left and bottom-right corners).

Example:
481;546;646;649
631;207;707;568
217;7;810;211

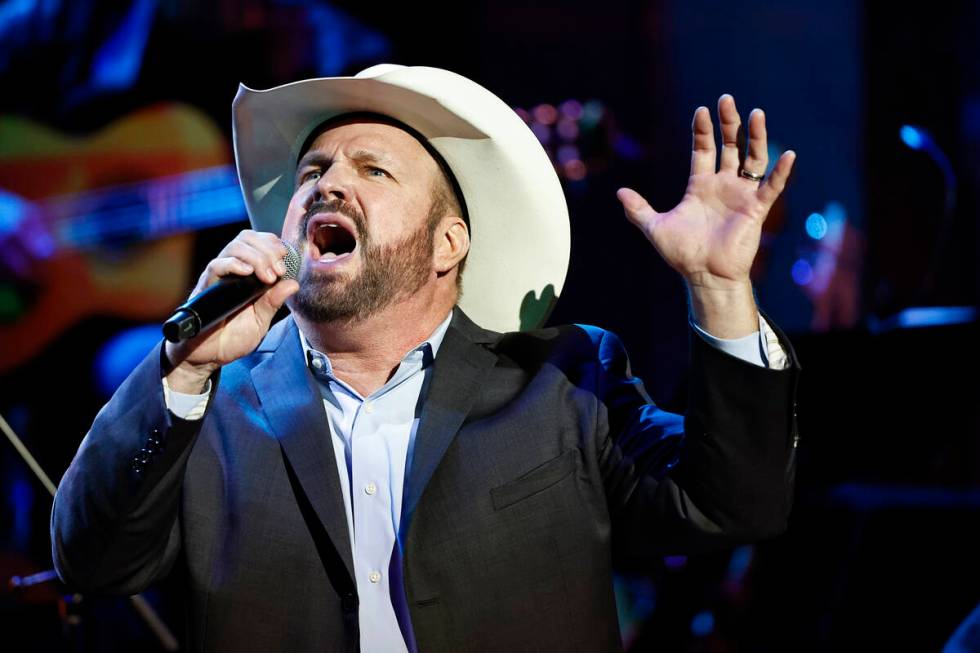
231;63;570;333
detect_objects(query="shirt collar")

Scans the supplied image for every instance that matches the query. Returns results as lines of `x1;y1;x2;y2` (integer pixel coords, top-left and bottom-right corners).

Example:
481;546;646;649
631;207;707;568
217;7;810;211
298;309;454;381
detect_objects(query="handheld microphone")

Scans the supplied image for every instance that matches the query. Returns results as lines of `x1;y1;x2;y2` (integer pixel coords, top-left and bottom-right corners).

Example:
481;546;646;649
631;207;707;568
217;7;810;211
163;241;300;343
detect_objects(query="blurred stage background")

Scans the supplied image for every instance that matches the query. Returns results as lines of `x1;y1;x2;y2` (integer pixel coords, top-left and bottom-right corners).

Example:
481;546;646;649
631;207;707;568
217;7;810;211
0;1;977;651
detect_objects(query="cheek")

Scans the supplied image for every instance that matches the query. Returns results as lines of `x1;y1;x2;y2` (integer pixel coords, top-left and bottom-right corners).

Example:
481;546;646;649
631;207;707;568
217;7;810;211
281;197;308;239
378;197;431;237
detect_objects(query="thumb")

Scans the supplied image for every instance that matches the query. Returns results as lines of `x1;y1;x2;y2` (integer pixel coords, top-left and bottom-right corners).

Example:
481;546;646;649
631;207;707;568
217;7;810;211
254;279;300;324
616;187;658;230
268;278;300;310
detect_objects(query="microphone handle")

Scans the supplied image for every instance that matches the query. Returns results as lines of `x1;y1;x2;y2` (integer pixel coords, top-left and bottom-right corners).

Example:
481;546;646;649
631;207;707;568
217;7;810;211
162;275;270;343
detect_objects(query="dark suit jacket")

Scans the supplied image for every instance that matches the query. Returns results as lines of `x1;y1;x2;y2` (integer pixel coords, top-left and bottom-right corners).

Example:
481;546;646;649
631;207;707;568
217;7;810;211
52;306;801;652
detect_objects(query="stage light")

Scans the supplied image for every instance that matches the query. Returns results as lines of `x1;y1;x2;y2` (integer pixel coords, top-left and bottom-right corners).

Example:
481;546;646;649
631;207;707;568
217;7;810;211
900;125;925;150
563;159;586;181
530;122;552;146
792;258;814;286
557;118;579;141
581;100;605;128
556;145;580;165
559;99;583;121
806;212;828;240
94;324;162;396
533;103;558;125
691;610;715;637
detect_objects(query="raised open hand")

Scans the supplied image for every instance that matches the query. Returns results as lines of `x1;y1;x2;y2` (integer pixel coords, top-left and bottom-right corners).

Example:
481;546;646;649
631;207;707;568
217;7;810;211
617;94;796;294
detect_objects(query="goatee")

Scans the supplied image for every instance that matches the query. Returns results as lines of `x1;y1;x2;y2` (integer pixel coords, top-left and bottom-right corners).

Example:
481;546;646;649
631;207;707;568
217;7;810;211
289;199;434;324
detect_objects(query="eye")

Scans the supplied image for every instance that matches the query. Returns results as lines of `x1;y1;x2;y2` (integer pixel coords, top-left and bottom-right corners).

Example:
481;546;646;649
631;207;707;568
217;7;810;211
301;169;322;184
367;166;390;178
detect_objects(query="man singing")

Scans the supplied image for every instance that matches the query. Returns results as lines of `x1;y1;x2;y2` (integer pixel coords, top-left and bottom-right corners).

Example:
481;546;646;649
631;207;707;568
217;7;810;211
52;64;800;652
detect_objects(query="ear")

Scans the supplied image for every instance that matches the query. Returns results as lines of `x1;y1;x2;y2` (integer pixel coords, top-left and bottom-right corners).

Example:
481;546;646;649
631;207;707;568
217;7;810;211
433;216;469;274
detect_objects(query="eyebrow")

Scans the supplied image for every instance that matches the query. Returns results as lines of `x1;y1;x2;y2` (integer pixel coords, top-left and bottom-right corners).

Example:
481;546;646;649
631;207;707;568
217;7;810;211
296;149;396;173
350;149;395;167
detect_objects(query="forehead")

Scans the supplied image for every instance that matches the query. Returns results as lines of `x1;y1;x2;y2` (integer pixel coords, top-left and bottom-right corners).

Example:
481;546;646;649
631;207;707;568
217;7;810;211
298;118;438;175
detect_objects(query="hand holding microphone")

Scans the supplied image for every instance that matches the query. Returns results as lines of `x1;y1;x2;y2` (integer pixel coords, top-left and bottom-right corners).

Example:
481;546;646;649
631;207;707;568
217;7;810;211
162;231;300;394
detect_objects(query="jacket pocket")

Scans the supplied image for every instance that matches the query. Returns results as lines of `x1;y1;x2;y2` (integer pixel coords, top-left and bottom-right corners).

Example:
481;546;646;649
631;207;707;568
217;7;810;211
490;449;578;511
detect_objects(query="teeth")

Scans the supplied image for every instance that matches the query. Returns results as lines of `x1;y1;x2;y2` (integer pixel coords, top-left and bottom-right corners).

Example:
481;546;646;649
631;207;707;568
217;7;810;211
311;223;341;236
318;252;351;262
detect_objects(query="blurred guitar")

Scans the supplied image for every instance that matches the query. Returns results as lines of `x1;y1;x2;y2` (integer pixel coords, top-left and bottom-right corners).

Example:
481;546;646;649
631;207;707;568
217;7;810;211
0;103;247;373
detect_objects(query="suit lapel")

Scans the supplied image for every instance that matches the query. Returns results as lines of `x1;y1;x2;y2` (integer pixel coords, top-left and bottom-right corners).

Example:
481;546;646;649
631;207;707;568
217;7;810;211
248;309;499;578
250;317;355;582
399;308;499;541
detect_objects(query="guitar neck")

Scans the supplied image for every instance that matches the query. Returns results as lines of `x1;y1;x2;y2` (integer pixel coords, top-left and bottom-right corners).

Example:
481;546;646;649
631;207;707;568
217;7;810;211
43;165;248;250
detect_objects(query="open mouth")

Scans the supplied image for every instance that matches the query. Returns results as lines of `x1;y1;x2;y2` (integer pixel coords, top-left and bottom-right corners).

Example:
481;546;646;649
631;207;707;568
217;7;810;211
308;218;357;262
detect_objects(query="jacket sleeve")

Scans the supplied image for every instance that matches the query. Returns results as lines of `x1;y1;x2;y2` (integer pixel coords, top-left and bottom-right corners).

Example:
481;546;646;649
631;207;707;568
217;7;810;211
594;308;801;569
50;339;218;595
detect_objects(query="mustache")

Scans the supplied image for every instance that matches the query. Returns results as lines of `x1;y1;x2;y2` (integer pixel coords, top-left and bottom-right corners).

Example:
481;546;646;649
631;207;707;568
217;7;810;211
300;198;366;241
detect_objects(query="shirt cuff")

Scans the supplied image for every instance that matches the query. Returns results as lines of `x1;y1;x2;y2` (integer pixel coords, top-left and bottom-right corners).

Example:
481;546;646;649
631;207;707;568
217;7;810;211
162;376;212;420
690;312;790;369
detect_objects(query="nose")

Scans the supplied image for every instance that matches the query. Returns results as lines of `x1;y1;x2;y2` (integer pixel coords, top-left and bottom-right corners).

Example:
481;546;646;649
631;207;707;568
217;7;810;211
311;164;353;204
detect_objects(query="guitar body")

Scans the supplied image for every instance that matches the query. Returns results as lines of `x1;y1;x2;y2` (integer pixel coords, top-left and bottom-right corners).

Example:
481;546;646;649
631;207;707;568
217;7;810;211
0;103;232;372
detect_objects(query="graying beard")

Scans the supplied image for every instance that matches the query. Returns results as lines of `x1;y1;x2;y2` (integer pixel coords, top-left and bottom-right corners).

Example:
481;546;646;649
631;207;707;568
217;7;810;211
290;222;433;325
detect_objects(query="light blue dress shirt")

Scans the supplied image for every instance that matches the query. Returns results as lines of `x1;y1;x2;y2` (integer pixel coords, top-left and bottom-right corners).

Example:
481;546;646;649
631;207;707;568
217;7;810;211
298;311;452;653
691;314;770;367
163;311;785;652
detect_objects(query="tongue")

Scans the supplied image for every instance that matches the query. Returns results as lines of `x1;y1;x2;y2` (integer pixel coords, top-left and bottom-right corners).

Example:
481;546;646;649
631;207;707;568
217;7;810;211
313;224;356;258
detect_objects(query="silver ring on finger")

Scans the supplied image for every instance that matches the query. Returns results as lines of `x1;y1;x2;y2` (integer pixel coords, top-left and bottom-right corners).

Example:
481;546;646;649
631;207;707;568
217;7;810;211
739;168;765;182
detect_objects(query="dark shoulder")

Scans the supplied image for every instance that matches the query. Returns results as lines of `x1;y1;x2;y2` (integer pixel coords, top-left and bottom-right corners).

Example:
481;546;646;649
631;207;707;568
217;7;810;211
489;322;625;379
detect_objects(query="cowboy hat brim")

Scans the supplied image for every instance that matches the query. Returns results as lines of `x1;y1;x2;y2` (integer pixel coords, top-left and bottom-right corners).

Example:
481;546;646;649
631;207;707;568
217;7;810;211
232;64;570;333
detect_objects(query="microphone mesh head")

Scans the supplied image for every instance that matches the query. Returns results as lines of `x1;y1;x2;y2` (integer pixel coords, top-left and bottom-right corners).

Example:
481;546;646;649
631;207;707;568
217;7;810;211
281;241;301;280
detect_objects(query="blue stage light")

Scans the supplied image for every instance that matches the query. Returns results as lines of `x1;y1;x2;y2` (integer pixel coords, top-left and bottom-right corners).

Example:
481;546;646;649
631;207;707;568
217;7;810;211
691;610;715;637
805;212;828;240
94;324;162;397
791;258;814;286
900;125;925;150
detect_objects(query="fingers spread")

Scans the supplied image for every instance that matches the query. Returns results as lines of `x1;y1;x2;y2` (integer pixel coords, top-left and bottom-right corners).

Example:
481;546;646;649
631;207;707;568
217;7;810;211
758;150;797;206
691;106;716;176
617;187;658;229
718;94;742;173
742;109;769;178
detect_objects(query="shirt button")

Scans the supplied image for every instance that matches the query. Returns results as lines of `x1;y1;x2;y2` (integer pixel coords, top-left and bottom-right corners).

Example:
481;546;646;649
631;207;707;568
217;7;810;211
365;483;377;495
311;357;323;370
363;402;374;414
369;571;381;583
